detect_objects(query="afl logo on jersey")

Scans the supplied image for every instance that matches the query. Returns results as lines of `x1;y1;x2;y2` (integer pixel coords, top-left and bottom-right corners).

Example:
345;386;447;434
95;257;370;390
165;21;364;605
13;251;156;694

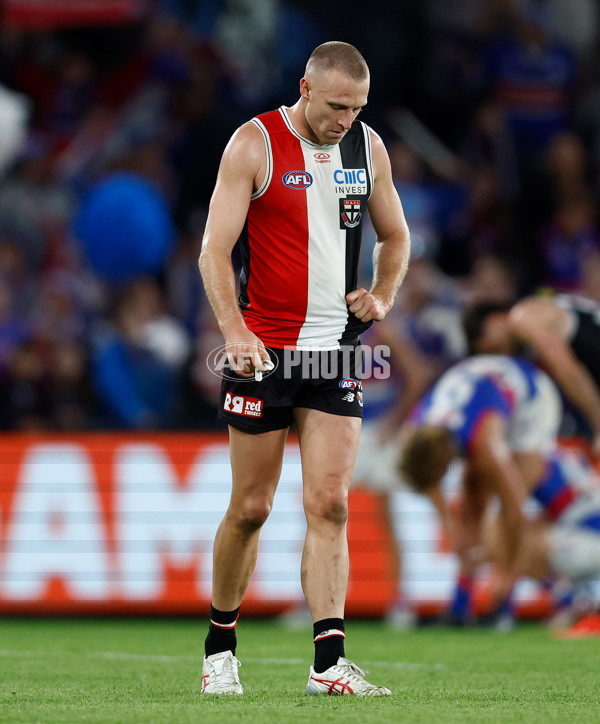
282;170;313;190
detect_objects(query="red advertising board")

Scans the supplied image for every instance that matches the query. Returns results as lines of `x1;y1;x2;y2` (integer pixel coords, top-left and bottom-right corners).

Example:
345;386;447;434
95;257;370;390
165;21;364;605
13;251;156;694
0;433;586;617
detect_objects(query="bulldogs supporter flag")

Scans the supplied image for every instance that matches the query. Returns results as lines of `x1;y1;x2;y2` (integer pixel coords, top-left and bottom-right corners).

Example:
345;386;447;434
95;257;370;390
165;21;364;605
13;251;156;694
4;0;147;28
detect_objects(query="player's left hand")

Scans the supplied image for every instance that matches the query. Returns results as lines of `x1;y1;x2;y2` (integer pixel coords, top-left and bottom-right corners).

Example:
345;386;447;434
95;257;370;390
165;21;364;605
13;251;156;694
346;288;390;322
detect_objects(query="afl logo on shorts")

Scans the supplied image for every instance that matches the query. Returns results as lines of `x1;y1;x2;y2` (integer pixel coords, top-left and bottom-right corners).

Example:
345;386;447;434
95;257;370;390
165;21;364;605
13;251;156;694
282;170;313;190
339;378;360;390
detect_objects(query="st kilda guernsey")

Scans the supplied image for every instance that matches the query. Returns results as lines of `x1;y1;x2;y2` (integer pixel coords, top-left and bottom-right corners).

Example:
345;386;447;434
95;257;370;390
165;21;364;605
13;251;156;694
237;106;375;349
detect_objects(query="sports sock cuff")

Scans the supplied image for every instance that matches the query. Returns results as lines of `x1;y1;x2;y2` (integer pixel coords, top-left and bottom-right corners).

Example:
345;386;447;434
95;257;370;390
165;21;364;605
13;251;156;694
209;605;240;629
450;576;474;618
313;617;345;640
457;573;474;591
314;629;345;642
497;594;515;616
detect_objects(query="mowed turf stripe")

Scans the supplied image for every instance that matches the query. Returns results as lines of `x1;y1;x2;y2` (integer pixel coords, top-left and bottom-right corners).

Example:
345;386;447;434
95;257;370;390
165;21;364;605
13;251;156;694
0;648;443;669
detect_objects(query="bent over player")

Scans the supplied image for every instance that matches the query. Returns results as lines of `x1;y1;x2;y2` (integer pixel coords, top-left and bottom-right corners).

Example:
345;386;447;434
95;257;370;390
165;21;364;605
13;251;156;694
399;355;600;626
199;41;410;695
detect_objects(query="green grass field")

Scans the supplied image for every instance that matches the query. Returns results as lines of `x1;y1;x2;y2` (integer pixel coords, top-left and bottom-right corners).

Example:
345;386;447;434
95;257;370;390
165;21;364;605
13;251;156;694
0;618;598;723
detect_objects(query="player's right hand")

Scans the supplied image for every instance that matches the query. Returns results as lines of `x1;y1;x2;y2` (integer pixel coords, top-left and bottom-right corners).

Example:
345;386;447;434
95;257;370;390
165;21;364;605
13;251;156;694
225;330;271;378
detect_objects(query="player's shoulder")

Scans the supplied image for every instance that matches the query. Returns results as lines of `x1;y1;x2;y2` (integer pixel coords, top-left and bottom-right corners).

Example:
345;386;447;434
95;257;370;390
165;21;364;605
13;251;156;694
350;123;389;178
358;122;384;152
364;122;381;141
221;120;266;169
511;295;557;317
229;108;293;153
229;119;265;146
510;296;571;338
448;357;511;398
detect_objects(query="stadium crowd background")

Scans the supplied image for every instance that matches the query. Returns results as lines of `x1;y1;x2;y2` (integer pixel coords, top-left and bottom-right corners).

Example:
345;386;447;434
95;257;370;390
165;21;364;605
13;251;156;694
0;0;599;432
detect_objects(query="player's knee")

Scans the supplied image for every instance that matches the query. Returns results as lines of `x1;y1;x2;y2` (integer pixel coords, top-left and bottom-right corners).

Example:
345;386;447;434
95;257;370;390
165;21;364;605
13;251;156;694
236;497;272;534
305;486;348;526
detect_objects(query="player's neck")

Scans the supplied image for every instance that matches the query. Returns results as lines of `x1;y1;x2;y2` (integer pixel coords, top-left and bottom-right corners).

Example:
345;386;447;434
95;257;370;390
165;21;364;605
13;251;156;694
285;101;320;145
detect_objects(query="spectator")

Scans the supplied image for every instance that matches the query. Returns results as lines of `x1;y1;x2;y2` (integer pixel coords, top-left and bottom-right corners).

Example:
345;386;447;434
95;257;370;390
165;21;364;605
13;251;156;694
0;341;49;430
0;281;30;376
538;197;598;292
0;2;597;431
47;340;92;431
486;2;575;156
91;278;190;429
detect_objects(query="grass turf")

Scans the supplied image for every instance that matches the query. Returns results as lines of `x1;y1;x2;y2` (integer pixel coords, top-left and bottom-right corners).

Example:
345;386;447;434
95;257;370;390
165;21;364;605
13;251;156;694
0;618;598;723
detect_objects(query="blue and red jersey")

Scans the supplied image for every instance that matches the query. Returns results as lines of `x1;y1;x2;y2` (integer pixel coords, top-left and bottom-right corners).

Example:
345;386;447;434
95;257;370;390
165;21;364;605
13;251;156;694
410;355;537;452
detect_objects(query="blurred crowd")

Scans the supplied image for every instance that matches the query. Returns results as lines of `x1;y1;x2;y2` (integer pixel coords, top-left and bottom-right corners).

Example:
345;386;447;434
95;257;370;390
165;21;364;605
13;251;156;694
0;0;599;431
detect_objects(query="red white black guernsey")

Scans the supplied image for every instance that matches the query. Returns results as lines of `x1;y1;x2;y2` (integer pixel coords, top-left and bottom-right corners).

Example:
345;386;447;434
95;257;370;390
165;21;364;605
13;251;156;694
553;294;600;388
238;106;375;349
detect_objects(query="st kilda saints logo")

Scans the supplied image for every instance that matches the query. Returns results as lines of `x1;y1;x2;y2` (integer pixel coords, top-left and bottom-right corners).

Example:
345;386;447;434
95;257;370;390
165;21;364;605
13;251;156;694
339;198;362;229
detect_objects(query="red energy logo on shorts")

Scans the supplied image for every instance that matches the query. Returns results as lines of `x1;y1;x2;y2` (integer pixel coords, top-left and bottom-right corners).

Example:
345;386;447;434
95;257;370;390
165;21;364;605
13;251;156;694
223;393;264;418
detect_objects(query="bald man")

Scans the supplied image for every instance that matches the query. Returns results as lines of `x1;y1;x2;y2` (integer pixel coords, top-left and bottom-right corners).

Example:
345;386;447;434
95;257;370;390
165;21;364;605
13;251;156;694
199;41;410;695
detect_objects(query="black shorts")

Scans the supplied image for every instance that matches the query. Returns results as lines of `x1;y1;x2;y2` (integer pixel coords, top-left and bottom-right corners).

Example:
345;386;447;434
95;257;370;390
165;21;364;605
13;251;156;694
218;346;364;432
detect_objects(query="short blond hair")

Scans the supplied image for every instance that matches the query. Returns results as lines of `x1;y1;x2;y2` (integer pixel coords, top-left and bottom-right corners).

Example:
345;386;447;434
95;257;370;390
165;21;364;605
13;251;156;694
399;426;457;493
305;41;369;81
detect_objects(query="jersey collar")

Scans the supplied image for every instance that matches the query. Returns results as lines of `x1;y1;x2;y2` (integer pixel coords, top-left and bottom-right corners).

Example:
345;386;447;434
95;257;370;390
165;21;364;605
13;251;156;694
278;106;336;151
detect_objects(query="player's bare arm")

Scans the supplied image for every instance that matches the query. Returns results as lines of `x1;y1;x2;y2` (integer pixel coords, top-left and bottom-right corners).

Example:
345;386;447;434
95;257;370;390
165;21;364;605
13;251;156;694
509;299;600;447
376;320;439;436
346;130;410;323
468;414;526;582
481;509;553;583
427;485;480;574
199;123;271;377
459;465;492;555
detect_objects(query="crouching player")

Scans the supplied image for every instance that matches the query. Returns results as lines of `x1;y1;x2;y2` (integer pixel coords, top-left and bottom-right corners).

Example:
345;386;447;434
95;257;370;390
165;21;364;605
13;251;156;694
481;454;600;635
397;354;600;631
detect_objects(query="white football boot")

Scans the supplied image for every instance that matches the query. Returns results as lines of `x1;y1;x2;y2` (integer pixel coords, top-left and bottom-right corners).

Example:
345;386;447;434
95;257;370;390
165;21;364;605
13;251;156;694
306;657;391;696
201;651;243;694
